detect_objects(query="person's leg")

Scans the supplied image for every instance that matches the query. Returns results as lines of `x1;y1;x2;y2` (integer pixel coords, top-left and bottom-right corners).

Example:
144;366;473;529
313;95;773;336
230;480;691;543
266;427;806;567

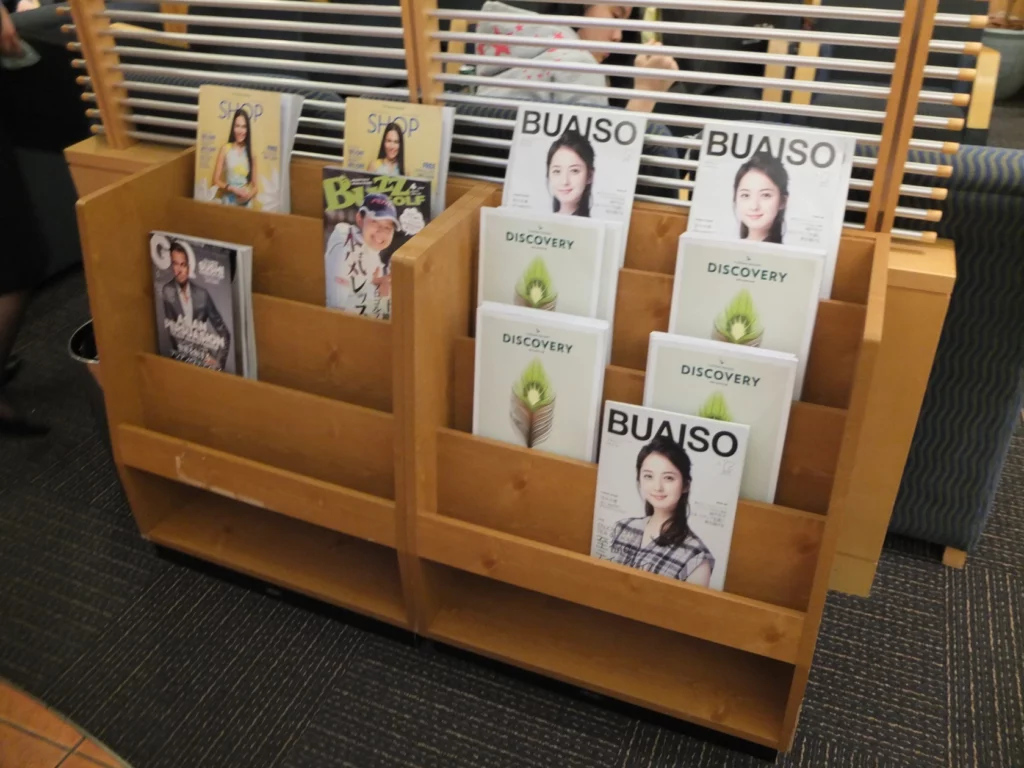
0;82;47;435
0;290;30;415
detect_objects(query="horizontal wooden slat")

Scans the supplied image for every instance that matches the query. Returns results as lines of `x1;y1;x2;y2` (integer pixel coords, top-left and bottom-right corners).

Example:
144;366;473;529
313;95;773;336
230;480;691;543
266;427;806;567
425;564;791;748
452;342;846;515
138;353;395;499
419;512;804;663
436;427;823;610
253;293;393;412
165;197;325;306
119;424;397;547
147;486;408;627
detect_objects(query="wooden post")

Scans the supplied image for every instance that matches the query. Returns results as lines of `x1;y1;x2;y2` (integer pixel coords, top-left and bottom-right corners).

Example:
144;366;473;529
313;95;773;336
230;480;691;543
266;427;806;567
70;0;134;149
761;39;790;102
392;183;500;632
781;233;889;747
865;0;943;231
401;0;443;105
158;3;189;40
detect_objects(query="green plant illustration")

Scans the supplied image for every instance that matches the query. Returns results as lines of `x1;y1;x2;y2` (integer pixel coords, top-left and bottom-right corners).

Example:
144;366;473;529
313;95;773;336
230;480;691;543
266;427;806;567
713;289;764;346
510;358;556;447
514;257;558;311
697;392;733;422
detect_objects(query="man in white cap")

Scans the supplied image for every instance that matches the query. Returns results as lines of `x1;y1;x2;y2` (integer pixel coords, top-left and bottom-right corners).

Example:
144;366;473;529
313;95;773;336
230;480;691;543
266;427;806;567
324;192;399;319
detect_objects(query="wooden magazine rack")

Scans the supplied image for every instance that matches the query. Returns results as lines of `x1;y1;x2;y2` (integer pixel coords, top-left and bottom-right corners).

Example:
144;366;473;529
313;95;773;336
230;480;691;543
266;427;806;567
79;151;885;751
395;182;886;750
78;148;484;629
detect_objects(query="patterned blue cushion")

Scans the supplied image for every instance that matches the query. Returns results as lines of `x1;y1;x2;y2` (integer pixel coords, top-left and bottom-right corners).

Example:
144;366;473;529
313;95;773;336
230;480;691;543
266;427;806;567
889;145;1024;551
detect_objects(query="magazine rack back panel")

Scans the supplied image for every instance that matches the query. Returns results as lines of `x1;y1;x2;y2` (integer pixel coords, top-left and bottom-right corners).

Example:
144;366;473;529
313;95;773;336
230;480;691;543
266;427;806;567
397;180;887;750
76;149;478;630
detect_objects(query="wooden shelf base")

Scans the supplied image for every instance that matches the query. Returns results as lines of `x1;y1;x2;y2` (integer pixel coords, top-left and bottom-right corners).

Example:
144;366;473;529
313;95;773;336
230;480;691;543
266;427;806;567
423;563;792;749
144;483;409;628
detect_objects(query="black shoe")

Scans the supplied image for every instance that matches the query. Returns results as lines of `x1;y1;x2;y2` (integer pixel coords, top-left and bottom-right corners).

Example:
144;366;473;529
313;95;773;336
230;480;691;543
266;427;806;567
0;355;22;387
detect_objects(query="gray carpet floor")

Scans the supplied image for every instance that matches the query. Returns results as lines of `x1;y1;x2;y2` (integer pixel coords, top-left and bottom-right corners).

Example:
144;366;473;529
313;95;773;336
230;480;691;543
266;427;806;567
0;268;1021;768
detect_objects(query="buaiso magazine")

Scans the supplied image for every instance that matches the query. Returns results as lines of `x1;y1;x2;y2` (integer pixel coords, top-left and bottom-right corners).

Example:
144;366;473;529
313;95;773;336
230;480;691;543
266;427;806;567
502;104;647;323
687;121;854;299
591;401;749;592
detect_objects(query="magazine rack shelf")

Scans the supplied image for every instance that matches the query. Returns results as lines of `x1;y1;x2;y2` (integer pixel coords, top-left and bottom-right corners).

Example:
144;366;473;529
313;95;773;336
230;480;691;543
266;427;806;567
394;182;887;750
79;150;885;751
76;148;493;631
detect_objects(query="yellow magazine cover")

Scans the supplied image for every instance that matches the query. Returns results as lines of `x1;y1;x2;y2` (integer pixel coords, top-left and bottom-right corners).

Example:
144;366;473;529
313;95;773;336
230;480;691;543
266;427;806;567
194;85;283;212
343;97;445;197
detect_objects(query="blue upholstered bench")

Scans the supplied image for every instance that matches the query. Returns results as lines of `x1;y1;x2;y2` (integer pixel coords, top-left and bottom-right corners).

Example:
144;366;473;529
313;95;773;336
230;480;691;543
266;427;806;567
890;145;1024;557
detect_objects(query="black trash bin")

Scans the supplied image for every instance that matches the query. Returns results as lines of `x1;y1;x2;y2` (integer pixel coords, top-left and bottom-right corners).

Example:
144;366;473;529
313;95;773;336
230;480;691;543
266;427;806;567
68;319;111;452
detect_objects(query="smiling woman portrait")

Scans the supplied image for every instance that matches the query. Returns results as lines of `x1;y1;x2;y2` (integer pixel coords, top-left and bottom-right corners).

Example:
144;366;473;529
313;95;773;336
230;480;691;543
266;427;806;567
212;107;258;208
546;129;595;217
732;152;789;244
370;121;405;177
609;435;714;586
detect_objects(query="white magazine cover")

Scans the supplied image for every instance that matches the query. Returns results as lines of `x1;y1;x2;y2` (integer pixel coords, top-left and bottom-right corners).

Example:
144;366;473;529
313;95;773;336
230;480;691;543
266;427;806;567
479;207;605;318
502;104;647;265
474;302;609;462
687;121;854;299
644;333;797;503
591;401;749;592
668;233;823;398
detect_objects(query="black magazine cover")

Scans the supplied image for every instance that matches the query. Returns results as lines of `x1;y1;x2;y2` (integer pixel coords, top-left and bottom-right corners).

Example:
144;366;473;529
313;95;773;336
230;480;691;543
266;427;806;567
322;167;432;320
150;232;239;375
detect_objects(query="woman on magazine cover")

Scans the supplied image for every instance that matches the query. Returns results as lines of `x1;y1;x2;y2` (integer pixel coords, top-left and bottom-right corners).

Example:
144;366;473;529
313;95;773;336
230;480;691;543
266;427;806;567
733;152;789;244
609;436;714;586
547;129;594;217
213;107;258;207
369;121;405;177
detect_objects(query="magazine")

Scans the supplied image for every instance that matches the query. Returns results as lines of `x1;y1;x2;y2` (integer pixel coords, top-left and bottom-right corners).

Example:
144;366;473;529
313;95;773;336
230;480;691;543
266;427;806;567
502;104;646;265
644;333;797;503
478;207;606;318
194;85;303;213
687;121;854;298
322;167;432;321
591;401;749;592
474;301;609;462
342;97;455;218
669;233;824;398
149;231;256;378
